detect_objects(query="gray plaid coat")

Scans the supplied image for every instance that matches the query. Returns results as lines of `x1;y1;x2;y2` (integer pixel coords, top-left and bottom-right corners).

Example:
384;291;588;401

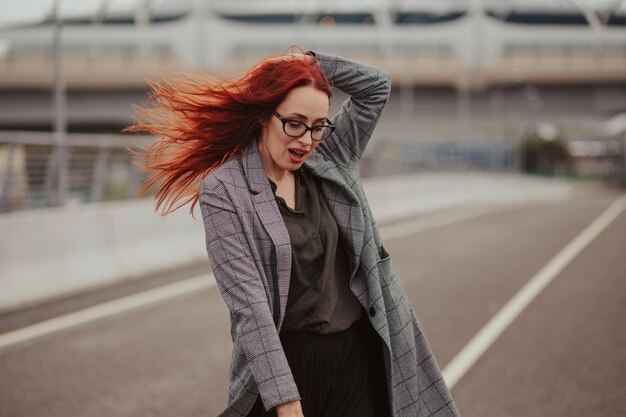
199;51;460;417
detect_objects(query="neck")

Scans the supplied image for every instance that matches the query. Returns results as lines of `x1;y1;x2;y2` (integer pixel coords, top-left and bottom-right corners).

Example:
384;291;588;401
266;164;290;184
257;140;290;184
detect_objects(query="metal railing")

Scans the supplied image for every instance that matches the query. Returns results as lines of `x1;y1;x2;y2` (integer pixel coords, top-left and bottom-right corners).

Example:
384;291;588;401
2;129;623;213
1;130;521;213
0;131;152;213
360;140;520;178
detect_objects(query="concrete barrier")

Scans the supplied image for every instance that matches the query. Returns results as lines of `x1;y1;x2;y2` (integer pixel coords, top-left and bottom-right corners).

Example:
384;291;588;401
0;198;205;313
0;172;574;313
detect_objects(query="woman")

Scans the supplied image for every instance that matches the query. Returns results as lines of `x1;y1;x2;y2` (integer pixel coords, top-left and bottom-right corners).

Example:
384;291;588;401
128;47;460;417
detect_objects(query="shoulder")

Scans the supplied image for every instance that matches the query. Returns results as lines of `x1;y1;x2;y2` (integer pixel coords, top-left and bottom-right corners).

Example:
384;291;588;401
200;154;245;196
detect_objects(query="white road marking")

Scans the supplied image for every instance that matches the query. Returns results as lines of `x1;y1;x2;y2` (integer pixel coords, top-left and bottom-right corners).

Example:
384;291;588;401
0;202;511;350
0;274;215;350
442;194;626;389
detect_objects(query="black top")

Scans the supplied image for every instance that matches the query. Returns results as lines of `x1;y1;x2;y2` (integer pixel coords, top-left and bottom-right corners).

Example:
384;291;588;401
269;169;363;334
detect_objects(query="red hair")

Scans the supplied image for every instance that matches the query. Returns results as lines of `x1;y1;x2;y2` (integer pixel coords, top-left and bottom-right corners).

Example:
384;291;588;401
125;45;332;217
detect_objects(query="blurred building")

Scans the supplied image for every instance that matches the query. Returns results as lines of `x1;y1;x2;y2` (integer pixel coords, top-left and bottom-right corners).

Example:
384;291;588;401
0;0;625;132
0;1;625;212
0;0;626;130
1;0;626;86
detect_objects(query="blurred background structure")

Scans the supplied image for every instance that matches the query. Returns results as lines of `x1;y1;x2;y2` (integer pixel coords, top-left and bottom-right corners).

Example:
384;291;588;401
0;0;625;211
1;2;626;417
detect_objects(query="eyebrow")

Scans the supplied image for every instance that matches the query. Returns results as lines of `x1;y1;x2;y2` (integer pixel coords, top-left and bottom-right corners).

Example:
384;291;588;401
288;112;328;123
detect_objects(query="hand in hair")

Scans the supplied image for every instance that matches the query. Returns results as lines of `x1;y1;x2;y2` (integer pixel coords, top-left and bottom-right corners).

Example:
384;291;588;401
267;52;316;65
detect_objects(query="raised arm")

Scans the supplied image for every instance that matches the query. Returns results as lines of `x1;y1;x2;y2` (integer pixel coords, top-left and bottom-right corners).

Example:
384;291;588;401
307;50;392;168
199;179;300;412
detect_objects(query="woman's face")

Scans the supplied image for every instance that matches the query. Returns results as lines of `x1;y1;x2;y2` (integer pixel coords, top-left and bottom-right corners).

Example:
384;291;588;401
258;85;330;177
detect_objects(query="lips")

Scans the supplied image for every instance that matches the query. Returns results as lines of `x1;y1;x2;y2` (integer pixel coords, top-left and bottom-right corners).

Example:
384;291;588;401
288;148;308;163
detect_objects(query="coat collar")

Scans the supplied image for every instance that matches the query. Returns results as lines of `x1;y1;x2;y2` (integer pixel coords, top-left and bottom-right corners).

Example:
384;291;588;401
240;135;335;192
240;136;365;284
241;136;271;195
240;136;334;193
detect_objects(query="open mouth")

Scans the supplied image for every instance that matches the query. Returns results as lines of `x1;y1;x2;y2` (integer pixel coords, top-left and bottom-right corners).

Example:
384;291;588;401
289;149;306;158
288;148;308;163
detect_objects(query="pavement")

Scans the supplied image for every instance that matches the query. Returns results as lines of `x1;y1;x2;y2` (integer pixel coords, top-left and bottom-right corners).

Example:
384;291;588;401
0;173;624;417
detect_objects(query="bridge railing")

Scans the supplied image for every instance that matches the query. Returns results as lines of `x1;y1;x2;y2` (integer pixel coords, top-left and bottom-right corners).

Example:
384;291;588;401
1;130;523;213
0;131;152;213
2;130;622;213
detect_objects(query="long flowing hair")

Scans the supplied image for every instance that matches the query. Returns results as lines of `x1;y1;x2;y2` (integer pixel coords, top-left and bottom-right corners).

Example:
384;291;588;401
125;45;332;217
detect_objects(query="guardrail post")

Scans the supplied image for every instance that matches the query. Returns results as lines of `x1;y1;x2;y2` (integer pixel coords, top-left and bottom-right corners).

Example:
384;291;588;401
0;143;16;212
91;146;111;202
43;144;68;207
128;153;142;199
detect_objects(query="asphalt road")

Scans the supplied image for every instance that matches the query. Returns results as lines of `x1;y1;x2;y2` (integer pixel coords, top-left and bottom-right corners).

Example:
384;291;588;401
1;183;625;417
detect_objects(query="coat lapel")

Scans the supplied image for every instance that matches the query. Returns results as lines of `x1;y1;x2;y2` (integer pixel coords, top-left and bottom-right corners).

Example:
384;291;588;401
240;139;292;329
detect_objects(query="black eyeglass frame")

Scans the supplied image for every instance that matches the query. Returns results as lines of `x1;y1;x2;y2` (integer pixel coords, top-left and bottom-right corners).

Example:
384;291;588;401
272;110;335;142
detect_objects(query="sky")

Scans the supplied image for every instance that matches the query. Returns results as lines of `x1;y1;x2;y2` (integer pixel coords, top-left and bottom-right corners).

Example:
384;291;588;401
0;0;622;29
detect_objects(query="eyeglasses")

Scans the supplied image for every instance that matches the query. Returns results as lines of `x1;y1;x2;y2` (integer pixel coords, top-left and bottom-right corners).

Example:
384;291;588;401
272;111;335;142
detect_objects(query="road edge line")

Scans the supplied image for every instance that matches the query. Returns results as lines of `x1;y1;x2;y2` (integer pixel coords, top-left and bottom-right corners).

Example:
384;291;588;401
0;273;215;350
442;194;626;389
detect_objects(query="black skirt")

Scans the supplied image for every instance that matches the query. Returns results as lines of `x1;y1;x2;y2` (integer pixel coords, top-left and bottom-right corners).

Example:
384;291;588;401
247;312;392;417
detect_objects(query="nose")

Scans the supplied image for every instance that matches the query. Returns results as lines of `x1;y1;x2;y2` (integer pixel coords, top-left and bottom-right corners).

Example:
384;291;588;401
297;132;313;147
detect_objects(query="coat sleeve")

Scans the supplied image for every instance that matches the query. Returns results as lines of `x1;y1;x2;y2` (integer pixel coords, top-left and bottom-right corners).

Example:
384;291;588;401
199;178;300;412
307;50;392;168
